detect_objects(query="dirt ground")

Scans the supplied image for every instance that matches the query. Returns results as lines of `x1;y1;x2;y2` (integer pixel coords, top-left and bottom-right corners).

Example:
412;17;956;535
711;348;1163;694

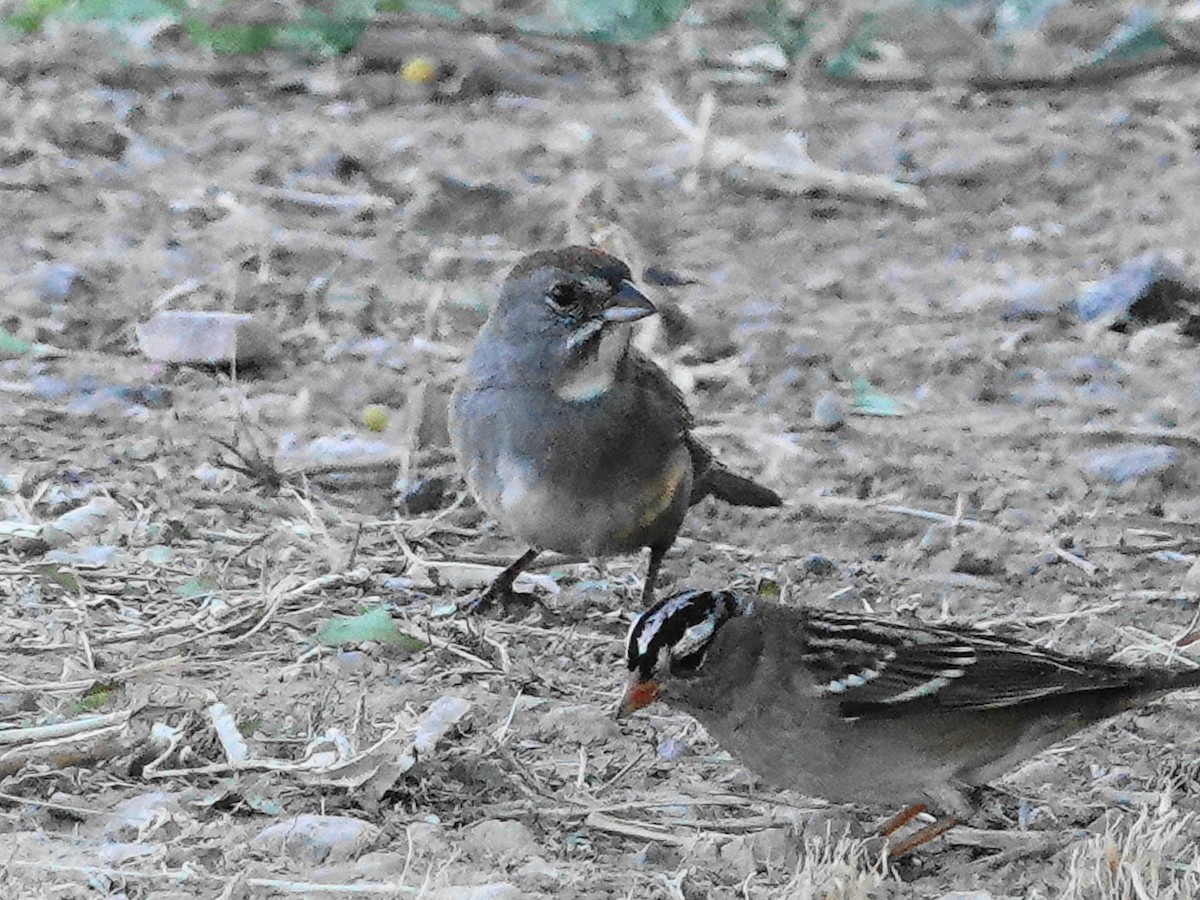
3;10;1200;899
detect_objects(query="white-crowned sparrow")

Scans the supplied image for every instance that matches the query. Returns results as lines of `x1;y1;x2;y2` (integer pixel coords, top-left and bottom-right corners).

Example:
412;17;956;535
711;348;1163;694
620;589;1200;849
450;248;780;611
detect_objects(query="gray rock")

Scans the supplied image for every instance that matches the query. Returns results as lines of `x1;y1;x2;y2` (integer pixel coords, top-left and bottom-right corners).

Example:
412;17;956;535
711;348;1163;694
251;814;379;865
657;737;688;760
94;842;160;865
1074;252;1200;332
136;311;280;367
278;434;396;471
951;533;1012;577
1003;278;1058;320
918;524;954;555
1008;224;1038;245
515;854;562;888
1079;444;1178;484
429;886;520;900
0;693;31;716
462;818;539;861
405;820;450;857
718;828;789;878
801;553;838;577
42;496;120;548
395;475;452;515
1181;558;1200;595
729;42;789;72
103;791;184;840
539;703;620;746
46;117;128;159
330;849;408;880
33;262;84;303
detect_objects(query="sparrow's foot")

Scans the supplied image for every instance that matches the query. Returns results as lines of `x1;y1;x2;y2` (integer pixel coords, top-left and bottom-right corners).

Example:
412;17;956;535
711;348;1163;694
880;803;927;837
866;803;957;863
886;816;958;861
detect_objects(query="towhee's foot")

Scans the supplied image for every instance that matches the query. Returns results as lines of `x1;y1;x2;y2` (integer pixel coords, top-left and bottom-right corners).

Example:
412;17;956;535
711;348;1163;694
466;585;539;615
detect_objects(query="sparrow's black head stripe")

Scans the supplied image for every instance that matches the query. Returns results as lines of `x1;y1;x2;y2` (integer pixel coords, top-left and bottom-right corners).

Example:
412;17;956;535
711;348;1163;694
627;590;752;679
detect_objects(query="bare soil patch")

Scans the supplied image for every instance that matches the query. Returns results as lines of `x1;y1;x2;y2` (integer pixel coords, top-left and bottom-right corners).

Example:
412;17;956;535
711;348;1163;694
3;15;1200;899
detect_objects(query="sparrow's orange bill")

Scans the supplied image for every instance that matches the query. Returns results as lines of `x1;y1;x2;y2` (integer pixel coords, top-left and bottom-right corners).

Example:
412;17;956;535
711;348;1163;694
617;676;660;718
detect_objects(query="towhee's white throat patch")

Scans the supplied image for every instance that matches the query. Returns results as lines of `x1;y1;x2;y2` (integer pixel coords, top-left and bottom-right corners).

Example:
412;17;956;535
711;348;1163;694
555;323;628;403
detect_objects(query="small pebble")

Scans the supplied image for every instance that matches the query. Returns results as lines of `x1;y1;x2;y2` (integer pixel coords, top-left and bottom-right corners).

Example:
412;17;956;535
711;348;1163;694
657;737;688;760
728;42;789;72
33;261;83;303
801;553;837;577
1079;444;1178;484
811;391;846;430
918;524;954;555
333;650;371;674
1008;225;1038;244
1003;278;1057;319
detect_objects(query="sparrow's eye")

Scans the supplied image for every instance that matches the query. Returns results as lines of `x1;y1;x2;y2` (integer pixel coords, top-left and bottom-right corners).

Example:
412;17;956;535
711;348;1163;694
668;648;708;677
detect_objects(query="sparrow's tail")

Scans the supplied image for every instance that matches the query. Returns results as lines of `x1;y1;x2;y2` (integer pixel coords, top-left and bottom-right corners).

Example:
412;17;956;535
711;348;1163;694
1098;665;1200;722
693;461;783;508
1160;667;1200;694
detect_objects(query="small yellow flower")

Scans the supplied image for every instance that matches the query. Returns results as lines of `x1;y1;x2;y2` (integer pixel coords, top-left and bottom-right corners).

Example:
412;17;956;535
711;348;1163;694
401;57;438;85
362;405;389;432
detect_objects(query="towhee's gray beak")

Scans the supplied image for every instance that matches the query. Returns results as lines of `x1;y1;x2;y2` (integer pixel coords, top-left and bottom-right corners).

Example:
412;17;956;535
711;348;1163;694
602;280;656;323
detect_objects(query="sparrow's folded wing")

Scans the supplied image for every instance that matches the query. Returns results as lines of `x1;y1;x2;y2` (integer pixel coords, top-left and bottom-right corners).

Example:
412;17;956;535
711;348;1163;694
798;610;1148;718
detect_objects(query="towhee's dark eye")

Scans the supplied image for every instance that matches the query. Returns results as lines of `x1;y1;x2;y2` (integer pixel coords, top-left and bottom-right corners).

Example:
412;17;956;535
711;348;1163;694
547;283;579;315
